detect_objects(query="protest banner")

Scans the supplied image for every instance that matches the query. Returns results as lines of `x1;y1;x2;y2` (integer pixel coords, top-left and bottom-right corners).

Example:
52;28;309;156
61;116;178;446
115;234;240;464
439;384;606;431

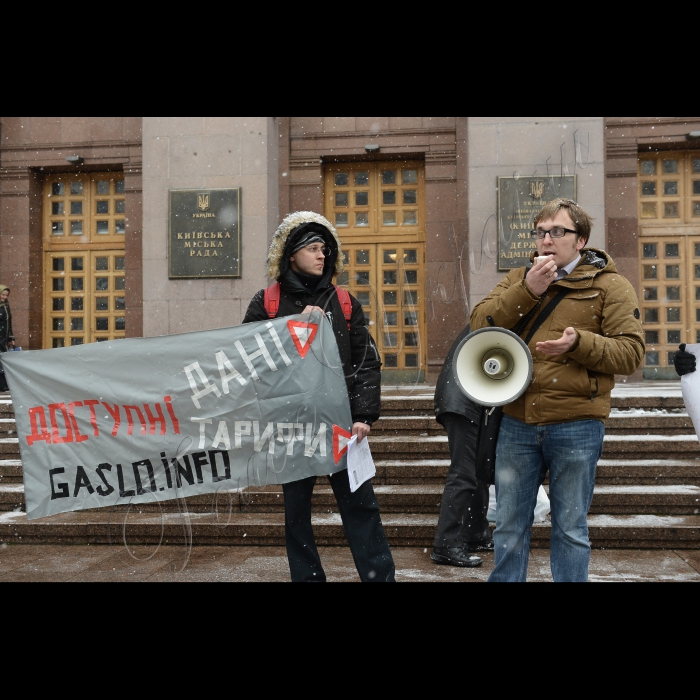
3;314;354;521
681;344;700;441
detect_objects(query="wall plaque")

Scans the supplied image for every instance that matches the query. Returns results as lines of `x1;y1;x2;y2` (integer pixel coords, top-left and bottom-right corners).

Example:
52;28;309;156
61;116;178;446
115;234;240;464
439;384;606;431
498;176;577;271
169;188;241;279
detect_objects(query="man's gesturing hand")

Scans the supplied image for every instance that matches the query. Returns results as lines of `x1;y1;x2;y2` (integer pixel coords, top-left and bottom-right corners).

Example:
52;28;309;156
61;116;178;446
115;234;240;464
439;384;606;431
353;423;371;443
527;256;558;296
536;328;578;357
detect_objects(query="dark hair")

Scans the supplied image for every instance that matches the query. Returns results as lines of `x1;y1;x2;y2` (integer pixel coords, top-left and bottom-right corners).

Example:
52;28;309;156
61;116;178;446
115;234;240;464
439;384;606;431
533;199;593;246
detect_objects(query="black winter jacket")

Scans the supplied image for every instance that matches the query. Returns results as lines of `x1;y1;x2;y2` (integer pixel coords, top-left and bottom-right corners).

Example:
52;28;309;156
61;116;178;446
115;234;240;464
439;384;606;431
244;274;382;425
0;301;13;353
434;325;481;425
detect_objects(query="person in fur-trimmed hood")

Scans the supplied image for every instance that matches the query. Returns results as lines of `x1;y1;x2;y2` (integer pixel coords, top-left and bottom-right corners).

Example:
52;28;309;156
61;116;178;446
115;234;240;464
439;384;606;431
243;212;395;583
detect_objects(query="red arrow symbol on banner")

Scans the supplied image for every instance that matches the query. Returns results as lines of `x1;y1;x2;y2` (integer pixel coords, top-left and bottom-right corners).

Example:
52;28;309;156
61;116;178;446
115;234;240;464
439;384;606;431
333;425;353;465
287;321;319;359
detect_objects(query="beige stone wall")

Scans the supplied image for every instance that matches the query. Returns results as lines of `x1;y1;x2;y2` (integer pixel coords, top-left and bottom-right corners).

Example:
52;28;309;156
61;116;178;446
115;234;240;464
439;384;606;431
141;117;278;337
468;117;606;314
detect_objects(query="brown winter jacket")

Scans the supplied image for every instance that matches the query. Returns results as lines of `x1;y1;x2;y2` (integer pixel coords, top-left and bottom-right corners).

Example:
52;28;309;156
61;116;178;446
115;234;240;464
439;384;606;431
471;248;645;426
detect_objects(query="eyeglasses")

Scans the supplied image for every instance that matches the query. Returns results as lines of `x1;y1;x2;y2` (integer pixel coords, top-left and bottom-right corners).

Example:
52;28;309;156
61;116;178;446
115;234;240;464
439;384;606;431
530;227;578;240
304;244;331;257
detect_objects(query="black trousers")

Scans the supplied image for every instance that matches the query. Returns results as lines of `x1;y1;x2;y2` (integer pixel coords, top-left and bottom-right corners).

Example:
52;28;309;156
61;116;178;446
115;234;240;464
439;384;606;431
283;471;396;583
0;352;7;393
434;413;491;549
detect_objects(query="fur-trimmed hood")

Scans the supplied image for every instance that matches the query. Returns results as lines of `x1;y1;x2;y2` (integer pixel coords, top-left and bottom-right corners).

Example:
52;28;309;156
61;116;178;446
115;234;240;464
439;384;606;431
267;212;344;281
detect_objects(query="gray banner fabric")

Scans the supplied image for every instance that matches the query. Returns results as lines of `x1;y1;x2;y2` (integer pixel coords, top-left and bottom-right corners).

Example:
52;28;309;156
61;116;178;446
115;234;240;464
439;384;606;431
3;314;354;521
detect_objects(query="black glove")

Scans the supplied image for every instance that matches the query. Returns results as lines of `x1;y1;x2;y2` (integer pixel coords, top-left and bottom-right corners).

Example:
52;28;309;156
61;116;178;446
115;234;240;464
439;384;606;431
675;344;696;377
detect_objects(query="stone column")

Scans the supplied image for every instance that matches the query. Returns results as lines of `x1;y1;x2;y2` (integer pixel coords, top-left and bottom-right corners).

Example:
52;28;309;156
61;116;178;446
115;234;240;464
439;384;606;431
123;157;143;338
0;163;43;349
141;117;279;337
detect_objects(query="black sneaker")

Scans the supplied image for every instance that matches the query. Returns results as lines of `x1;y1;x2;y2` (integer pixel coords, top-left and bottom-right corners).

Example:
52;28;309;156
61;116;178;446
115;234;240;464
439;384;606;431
464;539;495;554
431;547;483;568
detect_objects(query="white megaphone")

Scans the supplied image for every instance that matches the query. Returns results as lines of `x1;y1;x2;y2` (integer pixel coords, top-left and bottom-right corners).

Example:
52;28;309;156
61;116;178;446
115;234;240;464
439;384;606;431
453;328;534;407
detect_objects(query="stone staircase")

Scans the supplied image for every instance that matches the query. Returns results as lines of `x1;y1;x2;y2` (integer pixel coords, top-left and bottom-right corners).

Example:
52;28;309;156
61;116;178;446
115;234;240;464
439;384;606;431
1;385;700;549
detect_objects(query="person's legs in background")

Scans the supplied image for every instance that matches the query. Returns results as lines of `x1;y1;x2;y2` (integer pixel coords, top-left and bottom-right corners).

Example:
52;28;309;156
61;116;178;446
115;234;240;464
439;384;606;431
432;413;483;567
462;481;493;552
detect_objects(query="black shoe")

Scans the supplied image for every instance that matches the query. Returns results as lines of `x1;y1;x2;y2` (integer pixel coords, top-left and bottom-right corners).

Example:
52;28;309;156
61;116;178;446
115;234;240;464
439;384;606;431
431;547;483;568
464;539;495;554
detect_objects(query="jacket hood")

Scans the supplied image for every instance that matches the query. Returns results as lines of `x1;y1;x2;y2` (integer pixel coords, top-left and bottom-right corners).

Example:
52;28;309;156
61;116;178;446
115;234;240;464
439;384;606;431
267;212;344;281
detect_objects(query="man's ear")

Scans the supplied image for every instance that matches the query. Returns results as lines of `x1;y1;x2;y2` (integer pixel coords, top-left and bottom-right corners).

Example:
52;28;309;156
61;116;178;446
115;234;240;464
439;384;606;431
576;237;586;252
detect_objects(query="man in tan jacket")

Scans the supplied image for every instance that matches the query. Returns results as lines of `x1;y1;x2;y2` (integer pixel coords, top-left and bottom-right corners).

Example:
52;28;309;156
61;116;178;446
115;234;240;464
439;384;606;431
471;199;644;582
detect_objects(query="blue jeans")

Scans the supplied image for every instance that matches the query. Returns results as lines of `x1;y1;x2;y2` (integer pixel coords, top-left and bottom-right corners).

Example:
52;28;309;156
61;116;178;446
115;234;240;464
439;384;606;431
488;415;604;583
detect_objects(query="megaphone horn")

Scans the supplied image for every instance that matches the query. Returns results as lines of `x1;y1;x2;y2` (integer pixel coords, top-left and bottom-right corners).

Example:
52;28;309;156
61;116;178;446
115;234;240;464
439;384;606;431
453;328;533;407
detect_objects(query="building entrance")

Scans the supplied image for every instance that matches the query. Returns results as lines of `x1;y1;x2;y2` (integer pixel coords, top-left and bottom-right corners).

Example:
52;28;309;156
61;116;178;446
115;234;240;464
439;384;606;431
638;152;700;379
43;173;126;348
324;161;427;382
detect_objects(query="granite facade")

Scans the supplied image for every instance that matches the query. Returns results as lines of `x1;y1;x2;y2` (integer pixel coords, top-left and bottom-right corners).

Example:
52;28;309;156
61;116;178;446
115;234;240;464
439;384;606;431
2;116;699;382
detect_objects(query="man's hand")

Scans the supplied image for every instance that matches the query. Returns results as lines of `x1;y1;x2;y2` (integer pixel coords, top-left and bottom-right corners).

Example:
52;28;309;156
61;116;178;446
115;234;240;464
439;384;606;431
675;344;696;377
352;422;371;443
536;327;578;357
527;256;558;297
302;306;325;315
7;341;14;349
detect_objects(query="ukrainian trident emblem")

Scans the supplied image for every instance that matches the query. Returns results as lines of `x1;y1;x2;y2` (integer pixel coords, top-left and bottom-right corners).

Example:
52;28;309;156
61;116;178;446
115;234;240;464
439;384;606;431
530;181;545;201
198;194;210;212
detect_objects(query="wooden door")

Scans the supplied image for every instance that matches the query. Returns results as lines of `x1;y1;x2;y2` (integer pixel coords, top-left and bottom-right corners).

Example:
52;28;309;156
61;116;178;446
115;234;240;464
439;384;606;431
43;173;126;348
325;162;427;382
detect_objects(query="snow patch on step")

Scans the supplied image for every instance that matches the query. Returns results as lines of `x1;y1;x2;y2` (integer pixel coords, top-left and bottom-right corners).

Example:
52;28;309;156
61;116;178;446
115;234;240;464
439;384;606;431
604;434;699;442
376;460;451;467
611;383;683;398
0;484;24;494
587;514;699;527
0;510;25;524
598;459;700;467
371;436;448;444
594;486;700;495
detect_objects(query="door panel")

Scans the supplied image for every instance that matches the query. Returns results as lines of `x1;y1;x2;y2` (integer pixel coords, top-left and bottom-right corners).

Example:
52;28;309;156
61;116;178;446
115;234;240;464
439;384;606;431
43;173;126;348
325;161;427;383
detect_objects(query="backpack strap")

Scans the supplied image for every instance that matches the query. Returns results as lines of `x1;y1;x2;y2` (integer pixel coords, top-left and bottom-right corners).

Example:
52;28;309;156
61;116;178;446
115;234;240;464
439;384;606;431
264;283;281;319
523;288;570;345
335;286;353;330
266;283;352;329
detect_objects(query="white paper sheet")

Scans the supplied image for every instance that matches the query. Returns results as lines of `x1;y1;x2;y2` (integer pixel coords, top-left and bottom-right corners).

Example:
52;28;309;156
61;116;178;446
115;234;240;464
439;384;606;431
347;435;377;493
681;344;700;441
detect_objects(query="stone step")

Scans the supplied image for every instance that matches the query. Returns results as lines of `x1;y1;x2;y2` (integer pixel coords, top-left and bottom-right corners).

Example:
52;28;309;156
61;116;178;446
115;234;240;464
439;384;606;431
380;395;688;416
597;459;700;485
0;460;22;484
367;434;700;461
0;419;16;437
0;439;19;457
1;509;698;549
374;413;698;437
4;482;699;516
606;412;695;436
0;399;13;417
373;416;443;436
2;455;697;490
